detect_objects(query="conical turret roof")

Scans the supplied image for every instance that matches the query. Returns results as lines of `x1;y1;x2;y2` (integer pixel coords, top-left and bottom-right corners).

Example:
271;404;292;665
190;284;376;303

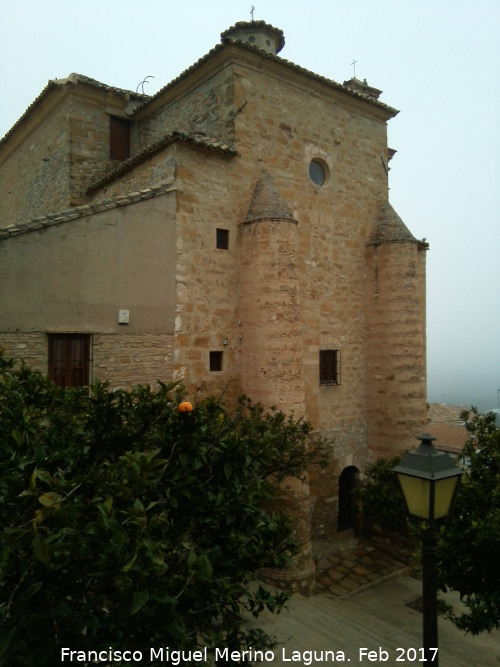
244;171;295;223
370;201;417;244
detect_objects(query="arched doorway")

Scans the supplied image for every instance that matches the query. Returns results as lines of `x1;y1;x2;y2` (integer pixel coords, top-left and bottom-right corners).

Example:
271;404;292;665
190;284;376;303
337;466;359;532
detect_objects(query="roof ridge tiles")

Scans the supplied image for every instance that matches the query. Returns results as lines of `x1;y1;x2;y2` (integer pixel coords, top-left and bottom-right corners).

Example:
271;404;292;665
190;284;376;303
0;185;175;240
87;130;236;194
134;35;398;118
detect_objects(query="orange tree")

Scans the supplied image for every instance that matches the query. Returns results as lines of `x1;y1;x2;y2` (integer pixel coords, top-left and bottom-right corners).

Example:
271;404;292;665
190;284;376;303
0;355;327;666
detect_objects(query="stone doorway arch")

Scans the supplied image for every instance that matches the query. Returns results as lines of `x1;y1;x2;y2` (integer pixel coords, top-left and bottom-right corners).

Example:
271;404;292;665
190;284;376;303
337;465;359;532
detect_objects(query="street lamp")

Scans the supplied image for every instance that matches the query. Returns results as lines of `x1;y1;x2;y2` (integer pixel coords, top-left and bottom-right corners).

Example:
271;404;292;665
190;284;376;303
393;434;463;666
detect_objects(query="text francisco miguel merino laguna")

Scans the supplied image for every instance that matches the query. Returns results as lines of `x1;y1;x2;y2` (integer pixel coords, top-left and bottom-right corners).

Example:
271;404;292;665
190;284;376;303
60;646;363;664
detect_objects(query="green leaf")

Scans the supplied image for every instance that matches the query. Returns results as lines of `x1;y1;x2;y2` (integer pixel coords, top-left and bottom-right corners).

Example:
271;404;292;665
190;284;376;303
36;469;53;486
11;429;23;446
133;498;145;512
130;590;150;615
224;462;232;480
122;550;138;572
32;533;50;565
38;492;62;508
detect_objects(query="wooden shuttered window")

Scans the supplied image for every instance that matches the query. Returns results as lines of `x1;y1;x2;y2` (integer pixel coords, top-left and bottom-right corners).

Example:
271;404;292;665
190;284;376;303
319;349;341;386
48;334;90;387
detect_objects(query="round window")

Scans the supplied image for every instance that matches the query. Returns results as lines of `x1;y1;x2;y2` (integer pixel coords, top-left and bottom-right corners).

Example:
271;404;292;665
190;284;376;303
248;35;256;43
309;160;326;186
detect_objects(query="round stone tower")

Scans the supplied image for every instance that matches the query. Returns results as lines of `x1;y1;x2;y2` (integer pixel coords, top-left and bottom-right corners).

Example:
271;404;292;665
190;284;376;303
239;171;314;592
366;201;429;459
239;171;304;414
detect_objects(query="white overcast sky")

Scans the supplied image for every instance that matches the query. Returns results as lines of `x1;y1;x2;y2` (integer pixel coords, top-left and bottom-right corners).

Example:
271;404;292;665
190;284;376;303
1;0;499;411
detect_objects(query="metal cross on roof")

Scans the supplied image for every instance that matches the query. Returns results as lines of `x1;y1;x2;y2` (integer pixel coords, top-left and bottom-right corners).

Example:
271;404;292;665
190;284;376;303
351;59;357;78
251;5;255;20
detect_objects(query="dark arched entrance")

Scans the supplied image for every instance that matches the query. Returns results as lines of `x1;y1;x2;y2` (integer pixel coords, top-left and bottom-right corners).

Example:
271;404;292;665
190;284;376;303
337;466;359;532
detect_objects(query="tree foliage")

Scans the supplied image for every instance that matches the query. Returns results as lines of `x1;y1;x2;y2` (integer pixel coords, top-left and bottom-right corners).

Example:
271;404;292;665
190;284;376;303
357;409;500;635
0;355;327;666
355;457;408;536
437;407;500;634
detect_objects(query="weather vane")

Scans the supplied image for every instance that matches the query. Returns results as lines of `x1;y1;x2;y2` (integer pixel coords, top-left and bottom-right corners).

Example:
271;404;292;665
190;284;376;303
251;5;255;21
351;59;357;78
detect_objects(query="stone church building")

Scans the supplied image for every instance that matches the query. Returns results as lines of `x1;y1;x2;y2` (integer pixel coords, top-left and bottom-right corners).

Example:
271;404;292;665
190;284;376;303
0;21;428;589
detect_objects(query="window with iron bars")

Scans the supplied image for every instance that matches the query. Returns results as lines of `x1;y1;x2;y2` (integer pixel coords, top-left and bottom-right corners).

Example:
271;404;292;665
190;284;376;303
319;349;341;386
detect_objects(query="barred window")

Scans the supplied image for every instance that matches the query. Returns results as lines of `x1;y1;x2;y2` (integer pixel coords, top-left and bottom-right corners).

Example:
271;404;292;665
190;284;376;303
319;349;341;386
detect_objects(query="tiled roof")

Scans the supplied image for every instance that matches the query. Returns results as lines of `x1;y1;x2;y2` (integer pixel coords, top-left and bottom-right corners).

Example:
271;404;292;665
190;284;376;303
369;201;422;246
426;422;469;455
60;73;148;99
134;33;399;119
87;131;236;193
426;403;469;455
0;73;147;149
0;184;175;240
244;171;295;223
428;403;468;423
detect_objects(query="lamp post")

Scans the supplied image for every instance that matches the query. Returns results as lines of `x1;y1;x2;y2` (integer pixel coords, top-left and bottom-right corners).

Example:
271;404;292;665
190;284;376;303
393;434;463;666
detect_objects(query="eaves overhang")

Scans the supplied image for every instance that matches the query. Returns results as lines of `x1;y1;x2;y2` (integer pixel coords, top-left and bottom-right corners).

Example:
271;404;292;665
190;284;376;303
133;38;399;122
0;73;147;158
0;184;175;241
87;130;236;194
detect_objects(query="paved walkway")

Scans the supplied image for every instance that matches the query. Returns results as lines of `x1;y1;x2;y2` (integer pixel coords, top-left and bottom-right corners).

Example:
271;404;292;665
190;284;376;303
314;538;410;597
252;539;500;666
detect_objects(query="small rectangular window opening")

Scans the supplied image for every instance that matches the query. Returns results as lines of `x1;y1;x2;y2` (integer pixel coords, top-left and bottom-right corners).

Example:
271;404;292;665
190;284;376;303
110;116;130;161
210;351;223;372
216;228;229;250
319;349;341;386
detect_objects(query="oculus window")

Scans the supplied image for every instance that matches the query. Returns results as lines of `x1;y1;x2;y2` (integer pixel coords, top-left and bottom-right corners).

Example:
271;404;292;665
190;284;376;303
309;159;327;186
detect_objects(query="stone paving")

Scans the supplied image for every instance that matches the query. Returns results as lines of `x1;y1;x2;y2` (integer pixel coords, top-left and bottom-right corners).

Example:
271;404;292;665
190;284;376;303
313;538;412;598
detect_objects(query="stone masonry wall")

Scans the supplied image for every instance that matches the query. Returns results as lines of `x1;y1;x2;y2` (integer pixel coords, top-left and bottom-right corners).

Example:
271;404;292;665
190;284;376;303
366;241;428;459
0;99;71;225
239;218;305;415
0;333;47;374
230;59;390;433
0;332;175;390
92;147;176;199
134;68;235;152
229;60;393;536
171;144;242;405
0;86;133;225
92;333;174;389
67;97;120;206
